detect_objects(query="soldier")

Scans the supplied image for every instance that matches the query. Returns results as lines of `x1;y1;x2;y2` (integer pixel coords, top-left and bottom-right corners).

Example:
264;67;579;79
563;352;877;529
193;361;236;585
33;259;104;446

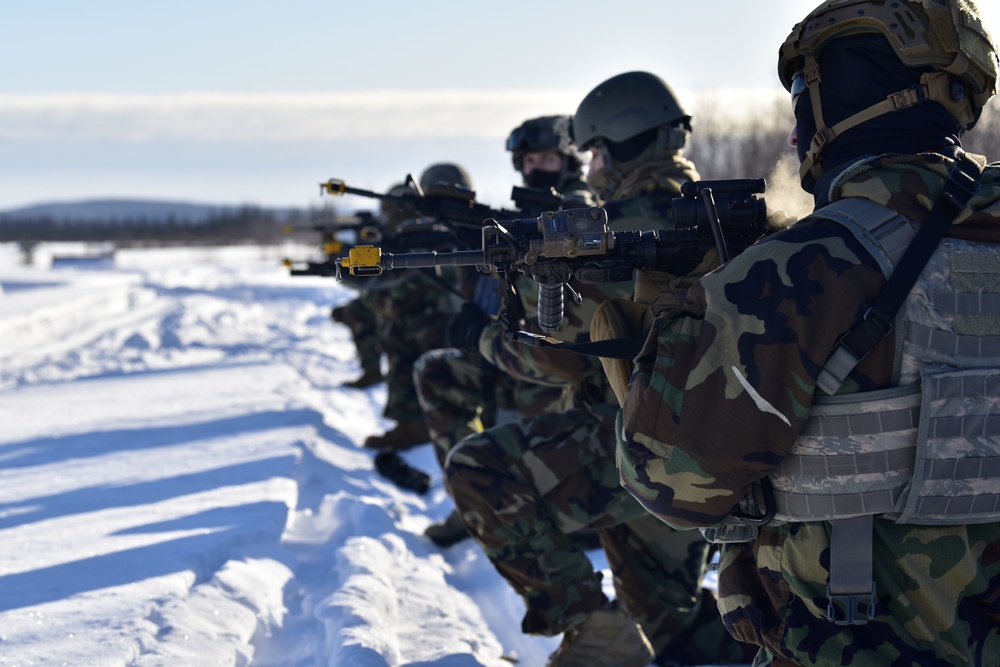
417;115;593;546
444;74;754;666
363;163;473;451
331;182;415;390
506;115;596;207
617;1;1000;665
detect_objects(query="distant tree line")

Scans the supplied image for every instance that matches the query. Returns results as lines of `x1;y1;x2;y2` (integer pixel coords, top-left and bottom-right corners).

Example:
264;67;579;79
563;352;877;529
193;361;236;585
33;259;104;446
689;95;1000;180
685;95;1000;219
0;205;341;248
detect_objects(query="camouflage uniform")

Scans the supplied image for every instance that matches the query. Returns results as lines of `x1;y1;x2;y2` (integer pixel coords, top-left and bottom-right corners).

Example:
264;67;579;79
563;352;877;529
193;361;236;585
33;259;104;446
414;138;596;467
445;165;752;663
414;347;570;466
333;183;419;392
363;166;476;448
619;153;1000;665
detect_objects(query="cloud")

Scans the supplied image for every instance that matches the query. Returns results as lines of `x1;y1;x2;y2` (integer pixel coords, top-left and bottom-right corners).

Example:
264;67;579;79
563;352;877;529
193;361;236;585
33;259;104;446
0;87;787;144
0;90;589;143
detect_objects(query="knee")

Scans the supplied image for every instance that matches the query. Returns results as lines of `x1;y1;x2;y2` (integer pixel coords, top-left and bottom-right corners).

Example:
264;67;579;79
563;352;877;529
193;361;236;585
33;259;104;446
413;349;457;395
443;432;501;487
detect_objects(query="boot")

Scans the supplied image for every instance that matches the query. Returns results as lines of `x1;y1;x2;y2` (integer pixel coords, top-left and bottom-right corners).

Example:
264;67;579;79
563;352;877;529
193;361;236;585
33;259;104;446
546;607;654;667
345;367;384;389
424;508;470;547
373;451;430;495
363;419;430;451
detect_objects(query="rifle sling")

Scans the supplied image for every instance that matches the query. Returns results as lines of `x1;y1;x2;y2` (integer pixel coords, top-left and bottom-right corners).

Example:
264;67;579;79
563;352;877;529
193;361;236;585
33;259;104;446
817;150;983;395
505;330;644;360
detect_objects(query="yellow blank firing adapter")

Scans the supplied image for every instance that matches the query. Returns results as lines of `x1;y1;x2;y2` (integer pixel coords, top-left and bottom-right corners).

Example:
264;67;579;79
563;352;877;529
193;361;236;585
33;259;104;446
339;245;384;277
319;179;347;196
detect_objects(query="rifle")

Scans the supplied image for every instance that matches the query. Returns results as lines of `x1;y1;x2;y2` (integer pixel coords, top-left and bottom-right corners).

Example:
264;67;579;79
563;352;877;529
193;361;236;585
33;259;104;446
283;210;384;278
337;179;769;338
509;185;565;216
285;219;481;279
319;175;527;250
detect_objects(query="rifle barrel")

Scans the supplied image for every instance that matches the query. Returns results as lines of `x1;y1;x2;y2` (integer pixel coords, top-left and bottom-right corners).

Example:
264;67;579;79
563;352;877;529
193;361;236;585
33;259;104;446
383;249;484;270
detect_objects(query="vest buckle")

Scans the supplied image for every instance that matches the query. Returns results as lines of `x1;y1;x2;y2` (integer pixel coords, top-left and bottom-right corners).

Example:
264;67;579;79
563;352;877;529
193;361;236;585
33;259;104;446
826;581;877;626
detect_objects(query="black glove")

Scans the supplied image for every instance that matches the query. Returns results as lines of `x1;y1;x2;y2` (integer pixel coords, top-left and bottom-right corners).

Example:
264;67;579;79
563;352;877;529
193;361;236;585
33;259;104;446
447;302;491;353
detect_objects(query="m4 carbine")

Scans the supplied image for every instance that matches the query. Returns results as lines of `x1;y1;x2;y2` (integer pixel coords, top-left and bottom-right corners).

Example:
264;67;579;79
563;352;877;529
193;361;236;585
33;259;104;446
338;179;769;337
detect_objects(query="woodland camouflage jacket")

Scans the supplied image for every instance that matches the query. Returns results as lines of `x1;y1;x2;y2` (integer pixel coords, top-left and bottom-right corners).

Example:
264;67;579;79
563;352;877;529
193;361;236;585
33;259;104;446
618;151;1000;664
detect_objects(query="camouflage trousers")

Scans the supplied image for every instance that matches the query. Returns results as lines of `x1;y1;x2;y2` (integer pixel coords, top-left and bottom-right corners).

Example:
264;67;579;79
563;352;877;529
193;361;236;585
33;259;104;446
414;348;569;468
374;286;448;422
444;403;754;664
718;521;1000;666
375;306;451;424
331;295;382;375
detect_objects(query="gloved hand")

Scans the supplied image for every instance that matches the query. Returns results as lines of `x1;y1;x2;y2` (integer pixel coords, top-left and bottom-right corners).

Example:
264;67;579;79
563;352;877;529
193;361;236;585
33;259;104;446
633;246;720;316
447;302;491;353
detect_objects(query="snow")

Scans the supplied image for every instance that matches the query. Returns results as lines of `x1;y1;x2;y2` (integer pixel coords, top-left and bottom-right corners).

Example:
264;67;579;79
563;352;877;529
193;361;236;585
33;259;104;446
0;242;735;667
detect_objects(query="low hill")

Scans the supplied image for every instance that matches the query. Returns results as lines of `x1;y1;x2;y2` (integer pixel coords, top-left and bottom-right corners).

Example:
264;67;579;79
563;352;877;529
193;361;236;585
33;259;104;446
0;198;246;224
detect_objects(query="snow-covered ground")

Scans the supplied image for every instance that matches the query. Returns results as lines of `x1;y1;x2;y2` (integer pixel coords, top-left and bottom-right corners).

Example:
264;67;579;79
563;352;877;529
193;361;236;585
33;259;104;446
0;242;736;667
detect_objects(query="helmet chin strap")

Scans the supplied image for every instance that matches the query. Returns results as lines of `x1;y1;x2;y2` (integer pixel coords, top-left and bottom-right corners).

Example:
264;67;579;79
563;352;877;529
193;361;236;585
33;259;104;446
800;53;975;184
587;143;619;200
592;126;689;199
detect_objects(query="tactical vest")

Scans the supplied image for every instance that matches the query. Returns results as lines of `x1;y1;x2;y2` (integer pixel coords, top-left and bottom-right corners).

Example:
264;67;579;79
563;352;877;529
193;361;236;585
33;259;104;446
708;196;1000;624
770;196;1000;526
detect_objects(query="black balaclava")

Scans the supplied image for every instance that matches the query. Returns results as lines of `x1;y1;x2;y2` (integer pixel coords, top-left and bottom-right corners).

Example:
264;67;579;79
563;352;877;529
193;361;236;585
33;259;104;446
523;168;562;191
796;34;963;194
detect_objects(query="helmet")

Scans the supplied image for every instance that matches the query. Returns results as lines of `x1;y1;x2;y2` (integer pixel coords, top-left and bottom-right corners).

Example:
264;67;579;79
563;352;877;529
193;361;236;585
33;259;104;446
778;0;999;183
505;115;583;173
571;71;690;149
572;71;692;200
418;163;473;193
387;182;413;198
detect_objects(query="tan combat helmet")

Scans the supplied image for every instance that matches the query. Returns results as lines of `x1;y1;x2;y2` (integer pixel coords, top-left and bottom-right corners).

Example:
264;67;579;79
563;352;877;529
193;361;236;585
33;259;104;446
778;0;999;184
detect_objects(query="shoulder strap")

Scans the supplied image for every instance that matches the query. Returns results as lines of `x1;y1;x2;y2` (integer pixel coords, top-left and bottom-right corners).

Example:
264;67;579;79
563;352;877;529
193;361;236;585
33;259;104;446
816;151;984;395
504;329;644;360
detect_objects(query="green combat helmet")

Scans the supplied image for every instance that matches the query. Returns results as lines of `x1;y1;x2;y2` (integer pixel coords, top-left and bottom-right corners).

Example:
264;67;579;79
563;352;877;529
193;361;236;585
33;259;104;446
571;71;692;199
418;162;473;193
778;0;999;186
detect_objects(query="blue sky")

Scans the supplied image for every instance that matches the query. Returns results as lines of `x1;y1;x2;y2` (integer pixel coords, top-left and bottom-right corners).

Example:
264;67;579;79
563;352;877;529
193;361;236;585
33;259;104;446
1;1;803;94
2;1;999;211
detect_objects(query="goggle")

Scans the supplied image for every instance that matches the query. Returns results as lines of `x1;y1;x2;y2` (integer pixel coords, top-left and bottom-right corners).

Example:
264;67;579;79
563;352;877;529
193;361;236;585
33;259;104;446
790;70;807;116
506;120;563;153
